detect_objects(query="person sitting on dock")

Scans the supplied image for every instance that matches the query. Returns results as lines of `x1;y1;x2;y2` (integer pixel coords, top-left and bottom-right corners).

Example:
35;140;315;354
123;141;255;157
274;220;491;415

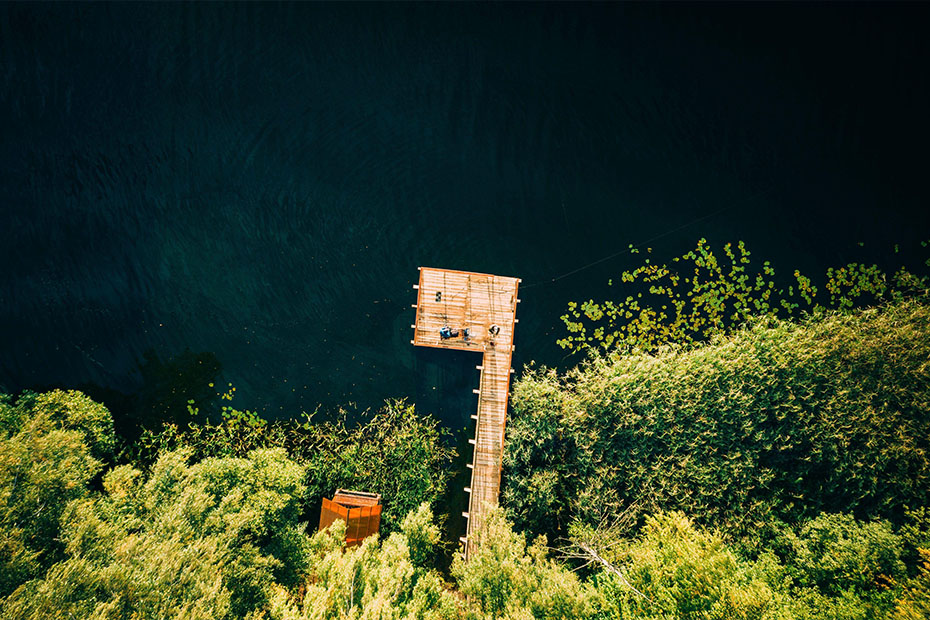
487;324;500;348
439;326;459;339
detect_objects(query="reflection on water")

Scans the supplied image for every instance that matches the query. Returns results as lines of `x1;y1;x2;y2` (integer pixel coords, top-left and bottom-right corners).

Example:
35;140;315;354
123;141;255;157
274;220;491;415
1;3;929;424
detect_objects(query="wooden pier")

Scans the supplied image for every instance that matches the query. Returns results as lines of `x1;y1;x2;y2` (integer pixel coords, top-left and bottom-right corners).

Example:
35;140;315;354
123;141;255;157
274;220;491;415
411;267;520;559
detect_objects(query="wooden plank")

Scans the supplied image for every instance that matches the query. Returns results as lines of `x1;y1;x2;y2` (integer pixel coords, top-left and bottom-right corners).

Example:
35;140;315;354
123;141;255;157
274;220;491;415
412;267;519;561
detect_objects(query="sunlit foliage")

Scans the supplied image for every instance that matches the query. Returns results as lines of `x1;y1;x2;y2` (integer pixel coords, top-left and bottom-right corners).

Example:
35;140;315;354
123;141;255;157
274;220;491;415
267;504;459;620
507;300;930;542
582;511;792;620
1;386;929;618
779;512;905;594
0;390;114;598
570;510;919;620
3;447;307;620
452;506;598;620
892;549;930;620
131;399;455;533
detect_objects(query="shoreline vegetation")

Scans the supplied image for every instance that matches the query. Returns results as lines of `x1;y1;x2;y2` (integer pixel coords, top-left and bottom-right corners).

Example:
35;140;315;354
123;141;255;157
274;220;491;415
2;241;930;619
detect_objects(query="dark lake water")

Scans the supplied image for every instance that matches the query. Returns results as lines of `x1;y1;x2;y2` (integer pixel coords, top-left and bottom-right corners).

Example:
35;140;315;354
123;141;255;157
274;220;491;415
2;3;929;429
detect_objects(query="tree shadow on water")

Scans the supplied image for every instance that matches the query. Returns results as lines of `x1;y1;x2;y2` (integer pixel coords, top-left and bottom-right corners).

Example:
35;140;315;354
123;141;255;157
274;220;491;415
75;348;223;446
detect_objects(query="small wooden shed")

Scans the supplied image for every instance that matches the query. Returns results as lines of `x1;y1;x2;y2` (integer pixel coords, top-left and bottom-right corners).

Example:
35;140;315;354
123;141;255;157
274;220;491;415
318;489;383;547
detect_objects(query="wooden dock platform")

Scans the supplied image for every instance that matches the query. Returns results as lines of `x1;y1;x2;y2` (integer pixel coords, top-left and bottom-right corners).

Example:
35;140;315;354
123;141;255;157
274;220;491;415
411;267;520;559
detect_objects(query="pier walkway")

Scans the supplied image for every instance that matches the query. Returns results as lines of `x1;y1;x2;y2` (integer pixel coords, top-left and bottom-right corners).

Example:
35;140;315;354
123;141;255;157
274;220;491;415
411;267;520;559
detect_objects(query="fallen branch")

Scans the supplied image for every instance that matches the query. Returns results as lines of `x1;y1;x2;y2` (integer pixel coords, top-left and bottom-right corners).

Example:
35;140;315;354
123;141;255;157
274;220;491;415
573;542;651;603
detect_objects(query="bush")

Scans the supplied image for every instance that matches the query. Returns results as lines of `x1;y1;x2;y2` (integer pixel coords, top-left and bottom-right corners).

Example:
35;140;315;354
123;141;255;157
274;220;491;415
451;505;598;620
782;513;905;595
268;504;459;620
892;549;930;620
2;448;308;620
504;301;930;543
0;390;114;598
131;399;456;533
586;511;790;620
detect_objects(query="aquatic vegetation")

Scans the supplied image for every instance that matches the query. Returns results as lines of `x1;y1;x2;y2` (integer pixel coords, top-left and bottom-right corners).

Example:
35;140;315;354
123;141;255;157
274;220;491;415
559;239;929;355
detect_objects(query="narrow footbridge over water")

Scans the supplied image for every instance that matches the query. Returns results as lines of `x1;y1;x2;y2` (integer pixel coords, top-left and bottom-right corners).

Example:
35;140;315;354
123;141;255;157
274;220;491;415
410;267;520;560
